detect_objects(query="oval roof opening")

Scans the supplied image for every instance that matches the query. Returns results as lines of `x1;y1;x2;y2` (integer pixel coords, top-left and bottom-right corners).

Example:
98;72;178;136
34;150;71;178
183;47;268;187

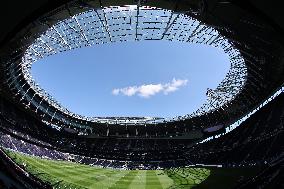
32;40;230;118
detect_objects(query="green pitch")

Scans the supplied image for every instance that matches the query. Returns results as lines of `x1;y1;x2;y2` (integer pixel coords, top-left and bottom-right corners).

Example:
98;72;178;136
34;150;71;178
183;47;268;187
5;150;211;189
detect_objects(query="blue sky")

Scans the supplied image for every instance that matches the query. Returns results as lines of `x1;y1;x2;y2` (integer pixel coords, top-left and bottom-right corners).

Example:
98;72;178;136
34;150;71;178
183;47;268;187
31;40;230;118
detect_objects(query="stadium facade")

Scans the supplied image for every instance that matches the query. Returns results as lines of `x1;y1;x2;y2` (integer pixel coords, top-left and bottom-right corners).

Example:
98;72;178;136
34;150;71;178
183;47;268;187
0;0;283;188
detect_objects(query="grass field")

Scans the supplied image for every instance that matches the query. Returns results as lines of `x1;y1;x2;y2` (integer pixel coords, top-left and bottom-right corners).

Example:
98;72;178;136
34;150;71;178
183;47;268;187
4;150;260;189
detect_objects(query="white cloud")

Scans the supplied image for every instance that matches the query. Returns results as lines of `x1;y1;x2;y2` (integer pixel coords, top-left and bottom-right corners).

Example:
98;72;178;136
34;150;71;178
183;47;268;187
164;78;188;94
121;86;138;96
138;84;163;98
112;89;120;95
112;78;188;98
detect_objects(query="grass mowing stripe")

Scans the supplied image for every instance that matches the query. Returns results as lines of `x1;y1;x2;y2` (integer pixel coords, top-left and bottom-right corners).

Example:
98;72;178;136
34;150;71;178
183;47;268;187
145;171;162;189
24;159;83;178
108;170;138;189
42;165;119;188
128;170;146;189
78;169;126;189
87;169;130;189
24;156;115;177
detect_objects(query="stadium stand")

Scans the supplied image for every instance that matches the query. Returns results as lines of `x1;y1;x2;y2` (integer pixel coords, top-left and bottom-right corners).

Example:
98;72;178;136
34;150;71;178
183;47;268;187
234;156;283;189
0;0;283;188
0;91;283;169
187;93;284;167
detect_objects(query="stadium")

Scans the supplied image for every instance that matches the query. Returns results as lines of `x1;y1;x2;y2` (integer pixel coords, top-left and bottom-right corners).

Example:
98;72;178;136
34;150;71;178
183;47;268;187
0;0;283;188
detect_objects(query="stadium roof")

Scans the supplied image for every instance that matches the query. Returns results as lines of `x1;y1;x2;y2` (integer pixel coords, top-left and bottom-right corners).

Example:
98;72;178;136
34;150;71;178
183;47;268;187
21;5;246;123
